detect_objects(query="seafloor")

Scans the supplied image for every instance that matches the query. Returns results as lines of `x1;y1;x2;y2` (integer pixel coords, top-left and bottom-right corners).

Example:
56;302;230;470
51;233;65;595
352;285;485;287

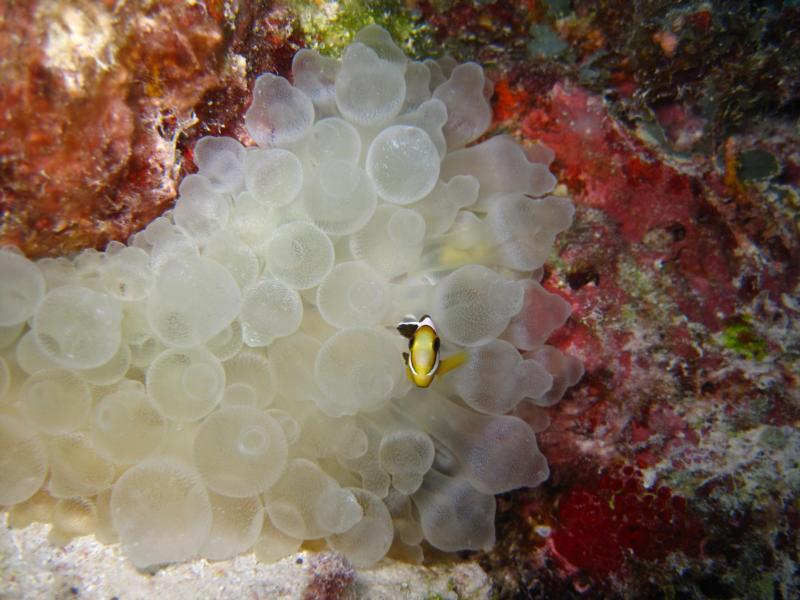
1;1;798;599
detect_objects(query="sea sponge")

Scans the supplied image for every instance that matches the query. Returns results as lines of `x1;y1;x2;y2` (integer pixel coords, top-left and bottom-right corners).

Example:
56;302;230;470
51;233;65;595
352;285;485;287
0;25;582;569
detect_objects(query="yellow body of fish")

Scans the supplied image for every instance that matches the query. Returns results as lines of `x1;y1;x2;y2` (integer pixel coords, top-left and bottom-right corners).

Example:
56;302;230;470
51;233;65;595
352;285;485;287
399;315;466;388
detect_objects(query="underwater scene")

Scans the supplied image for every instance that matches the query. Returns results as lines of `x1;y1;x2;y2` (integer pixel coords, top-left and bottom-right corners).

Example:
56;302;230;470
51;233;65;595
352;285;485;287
0;1;798;599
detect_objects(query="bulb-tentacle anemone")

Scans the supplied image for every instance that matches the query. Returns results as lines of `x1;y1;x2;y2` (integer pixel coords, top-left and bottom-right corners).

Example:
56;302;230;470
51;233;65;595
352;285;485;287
0;24;582;569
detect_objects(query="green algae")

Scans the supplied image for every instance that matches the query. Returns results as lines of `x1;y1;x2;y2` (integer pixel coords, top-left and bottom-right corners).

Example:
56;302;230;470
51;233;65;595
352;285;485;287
289;0;435;59
720;315;768;361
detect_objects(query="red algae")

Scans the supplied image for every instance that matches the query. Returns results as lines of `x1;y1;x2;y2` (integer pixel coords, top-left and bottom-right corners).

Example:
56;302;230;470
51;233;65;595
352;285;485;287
522;82;740;333
551;467;701;579
492;79;531;123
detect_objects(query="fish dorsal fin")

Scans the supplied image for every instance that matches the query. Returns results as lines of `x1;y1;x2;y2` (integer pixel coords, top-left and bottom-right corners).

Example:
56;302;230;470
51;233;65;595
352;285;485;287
418;314;436;332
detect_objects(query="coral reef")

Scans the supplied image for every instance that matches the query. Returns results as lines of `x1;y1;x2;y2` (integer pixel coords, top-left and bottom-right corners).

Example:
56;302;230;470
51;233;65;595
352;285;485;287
0;1;228;257
2;0;799;598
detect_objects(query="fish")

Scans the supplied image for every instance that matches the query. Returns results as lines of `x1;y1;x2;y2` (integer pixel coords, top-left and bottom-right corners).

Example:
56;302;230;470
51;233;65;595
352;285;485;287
397;314;467;388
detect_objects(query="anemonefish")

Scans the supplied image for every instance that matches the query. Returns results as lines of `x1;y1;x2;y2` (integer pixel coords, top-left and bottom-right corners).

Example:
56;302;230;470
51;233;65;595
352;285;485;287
397;315;466;388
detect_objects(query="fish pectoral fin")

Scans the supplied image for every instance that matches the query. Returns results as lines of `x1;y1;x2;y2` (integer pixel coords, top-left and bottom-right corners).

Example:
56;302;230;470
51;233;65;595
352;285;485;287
397;323;418;339
437;351;468;377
